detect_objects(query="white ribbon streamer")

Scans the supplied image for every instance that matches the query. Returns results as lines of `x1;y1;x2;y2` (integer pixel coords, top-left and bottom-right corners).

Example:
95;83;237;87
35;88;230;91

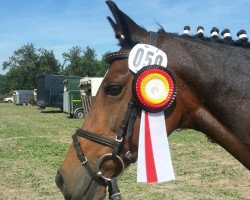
137;110;175;182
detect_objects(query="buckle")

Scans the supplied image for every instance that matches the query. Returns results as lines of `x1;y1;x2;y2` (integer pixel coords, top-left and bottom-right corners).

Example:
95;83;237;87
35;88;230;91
81;157;88;165
115;136;123;143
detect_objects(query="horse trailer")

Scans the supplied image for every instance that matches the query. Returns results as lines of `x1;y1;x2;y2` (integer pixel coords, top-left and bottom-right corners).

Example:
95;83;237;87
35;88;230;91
13;90;33;105
63;78;83;118
79;77;103;117
36;74;81;110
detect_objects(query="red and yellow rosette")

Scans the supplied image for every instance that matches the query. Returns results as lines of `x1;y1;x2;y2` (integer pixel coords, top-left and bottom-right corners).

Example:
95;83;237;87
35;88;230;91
132;65;176;113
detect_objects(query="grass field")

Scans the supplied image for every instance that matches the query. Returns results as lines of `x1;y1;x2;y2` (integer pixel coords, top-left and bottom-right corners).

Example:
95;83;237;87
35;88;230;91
0;103;249;200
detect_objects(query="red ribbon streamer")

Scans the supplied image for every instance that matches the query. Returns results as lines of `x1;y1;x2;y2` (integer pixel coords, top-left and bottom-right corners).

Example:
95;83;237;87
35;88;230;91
145;112;158;182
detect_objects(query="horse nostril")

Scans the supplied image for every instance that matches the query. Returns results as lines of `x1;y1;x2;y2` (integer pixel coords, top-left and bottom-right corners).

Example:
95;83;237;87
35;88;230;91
55;171;64;192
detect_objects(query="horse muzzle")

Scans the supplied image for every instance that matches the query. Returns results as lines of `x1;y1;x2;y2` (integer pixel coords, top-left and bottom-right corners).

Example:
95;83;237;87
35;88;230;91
55;165;106;200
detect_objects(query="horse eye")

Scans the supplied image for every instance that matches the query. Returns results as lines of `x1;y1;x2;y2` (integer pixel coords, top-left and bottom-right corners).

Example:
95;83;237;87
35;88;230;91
105;85;123;96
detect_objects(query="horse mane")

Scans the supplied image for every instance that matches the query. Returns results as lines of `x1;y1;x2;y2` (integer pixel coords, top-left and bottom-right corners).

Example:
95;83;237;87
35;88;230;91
106;0;249;50
157;27;250;49
117;26;250;49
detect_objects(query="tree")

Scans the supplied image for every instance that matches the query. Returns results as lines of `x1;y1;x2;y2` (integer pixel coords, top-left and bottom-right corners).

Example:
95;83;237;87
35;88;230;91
0;75;9;95
81;46;98;77
38;49;62;74
95;52;110;77
62;46;82;76
62;46;108;77
0;44;111;96
1;44;62;94
2;44;39;90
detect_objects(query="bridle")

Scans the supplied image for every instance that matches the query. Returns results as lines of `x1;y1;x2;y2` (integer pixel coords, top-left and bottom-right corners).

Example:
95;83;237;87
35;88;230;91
72;97;137;200
72;32;158;200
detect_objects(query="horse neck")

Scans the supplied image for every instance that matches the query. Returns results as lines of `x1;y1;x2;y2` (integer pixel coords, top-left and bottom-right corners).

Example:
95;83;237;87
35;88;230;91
159;34;249;99
158;34;250;139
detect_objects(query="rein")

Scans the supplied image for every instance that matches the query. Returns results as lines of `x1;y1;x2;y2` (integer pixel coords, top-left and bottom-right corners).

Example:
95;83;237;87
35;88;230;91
72;31;158;200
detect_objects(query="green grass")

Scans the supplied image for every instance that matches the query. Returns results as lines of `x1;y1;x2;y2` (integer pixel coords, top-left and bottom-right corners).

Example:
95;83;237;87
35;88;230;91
0;103;249;200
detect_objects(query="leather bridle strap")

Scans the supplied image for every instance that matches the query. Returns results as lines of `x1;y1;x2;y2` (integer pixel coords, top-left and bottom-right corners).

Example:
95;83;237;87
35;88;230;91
108;179;120;200
105;52;130;64
112;100;136;157
73;99;135;157
72;99;136;171
149;31;158;46
72;100;137;199
127;107;137;136
72;134;106;186
75;128;119;149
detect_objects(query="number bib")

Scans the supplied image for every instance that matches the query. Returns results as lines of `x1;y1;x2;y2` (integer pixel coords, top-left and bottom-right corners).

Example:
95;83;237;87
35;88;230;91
128;44;168;73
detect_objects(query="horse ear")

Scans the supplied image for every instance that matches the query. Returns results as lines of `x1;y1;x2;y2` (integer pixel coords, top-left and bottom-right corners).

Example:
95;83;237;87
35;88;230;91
106;0;148;47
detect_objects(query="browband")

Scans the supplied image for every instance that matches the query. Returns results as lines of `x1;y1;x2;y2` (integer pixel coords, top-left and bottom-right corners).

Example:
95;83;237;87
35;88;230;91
105;52;129;64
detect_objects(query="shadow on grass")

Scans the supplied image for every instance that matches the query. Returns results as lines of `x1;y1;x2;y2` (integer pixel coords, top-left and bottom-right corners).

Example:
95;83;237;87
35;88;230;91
40;110;63;114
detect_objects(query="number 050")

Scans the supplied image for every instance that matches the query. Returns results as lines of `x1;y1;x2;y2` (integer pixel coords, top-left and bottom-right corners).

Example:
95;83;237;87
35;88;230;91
133;48;163;67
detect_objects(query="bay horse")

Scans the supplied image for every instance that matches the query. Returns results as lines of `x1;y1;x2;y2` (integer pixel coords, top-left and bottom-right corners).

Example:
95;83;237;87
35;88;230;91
56;1;250;199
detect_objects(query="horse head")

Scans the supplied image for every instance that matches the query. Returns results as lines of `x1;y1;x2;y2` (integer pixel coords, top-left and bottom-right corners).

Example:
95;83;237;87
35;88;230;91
55;1;163;199
56;1;250;199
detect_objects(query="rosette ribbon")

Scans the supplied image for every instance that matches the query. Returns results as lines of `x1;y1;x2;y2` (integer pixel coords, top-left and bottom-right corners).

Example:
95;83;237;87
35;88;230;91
128;44;176;183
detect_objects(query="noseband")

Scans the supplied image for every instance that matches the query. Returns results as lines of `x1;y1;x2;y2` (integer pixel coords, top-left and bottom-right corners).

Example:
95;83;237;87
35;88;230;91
72;32;158;200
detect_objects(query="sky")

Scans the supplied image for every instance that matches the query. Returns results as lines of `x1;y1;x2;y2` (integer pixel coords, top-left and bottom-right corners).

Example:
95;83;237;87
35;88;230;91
0;0;249;75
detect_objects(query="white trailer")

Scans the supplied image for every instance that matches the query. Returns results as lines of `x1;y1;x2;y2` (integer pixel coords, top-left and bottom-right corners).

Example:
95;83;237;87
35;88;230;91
79;77;103;116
